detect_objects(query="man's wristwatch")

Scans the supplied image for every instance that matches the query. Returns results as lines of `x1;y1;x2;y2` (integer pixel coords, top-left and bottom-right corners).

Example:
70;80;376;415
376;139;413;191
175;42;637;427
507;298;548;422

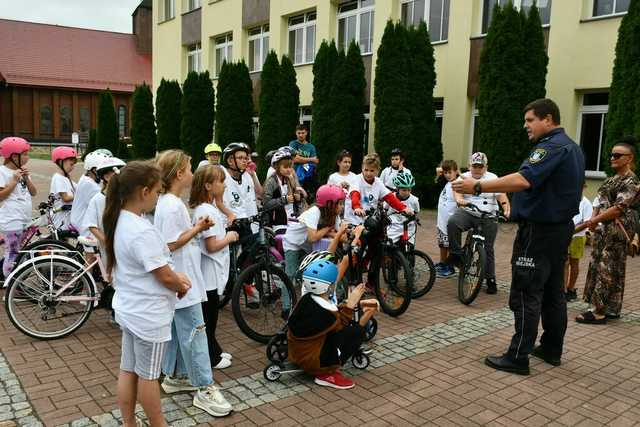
473;181;482;196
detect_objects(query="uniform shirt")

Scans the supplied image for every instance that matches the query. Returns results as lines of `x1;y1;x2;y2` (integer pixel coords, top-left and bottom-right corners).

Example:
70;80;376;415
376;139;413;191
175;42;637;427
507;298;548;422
386;194;420;244
328;172;361;225
112;210;177;342
70;175;101;235
461;171;501;214
283;206;341;252
50;173;76;230
511;128;585;223
193;202;230;295
154;193;207;309
437;181;457;234
572;196;594;237
380;167;412;190
0;165;32;232
83;192;106;256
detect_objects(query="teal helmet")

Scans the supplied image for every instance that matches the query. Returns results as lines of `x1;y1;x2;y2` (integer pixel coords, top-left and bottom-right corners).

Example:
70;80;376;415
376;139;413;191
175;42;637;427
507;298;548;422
393;172;415;189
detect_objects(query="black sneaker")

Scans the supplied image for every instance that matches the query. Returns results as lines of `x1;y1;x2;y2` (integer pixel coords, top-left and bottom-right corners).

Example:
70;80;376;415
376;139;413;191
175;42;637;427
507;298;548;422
531;345;561;366
445;253;462;268
565;289;577;302
486;279;497;295
484;354;530;375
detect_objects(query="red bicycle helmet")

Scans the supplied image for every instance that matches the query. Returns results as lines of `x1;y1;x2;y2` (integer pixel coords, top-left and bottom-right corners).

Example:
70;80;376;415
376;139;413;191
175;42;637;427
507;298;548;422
0;137;30;159
316;184;345;207
52;146;77;163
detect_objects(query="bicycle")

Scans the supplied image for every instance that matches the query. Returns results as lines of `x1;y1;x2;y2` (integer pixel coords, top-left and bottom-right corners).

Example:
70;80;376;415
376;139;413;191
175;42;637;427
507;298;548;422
457;204;506;305
228;212;296;344
3;236;111;340
392;213;436;299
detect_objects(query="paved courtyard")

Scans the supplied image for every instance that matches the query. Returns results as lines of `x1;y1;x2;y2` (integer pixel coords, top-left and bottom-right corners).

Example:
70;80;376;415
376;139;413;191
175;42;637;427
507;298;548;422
0;160;639;426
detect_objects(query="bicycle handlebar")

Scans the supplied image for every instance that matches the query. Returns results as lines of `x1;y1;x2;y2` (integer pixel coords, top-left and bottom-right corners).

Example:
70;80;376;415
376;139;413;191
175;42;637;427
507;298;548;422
463;203;509;223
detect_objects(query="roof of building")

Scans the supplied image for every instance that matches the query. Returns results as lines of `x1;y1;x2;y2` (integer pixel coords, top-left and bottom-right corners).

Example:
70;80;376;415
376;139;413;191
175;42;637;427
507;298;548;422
0;19;151;93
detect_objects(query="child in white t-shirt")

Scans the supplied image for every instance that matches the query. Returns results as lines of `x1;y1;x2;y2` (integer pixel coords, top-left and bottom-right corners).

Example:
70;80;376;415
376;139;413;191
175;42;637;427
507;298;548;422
263;148;305;232
154;150;232;417
435;160;459;278
565;186;593;301
328;150;365;225
379;148;412;191
0;137;37;278
386;174;420;244
50;146;78;230
189;165;239;370
103;160;191;427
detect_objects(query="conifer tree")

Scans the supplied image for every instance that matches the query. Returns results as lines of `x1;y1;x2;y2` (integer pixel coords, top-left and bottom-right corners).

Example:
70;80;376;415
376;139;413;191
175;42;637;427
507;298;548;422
606;0;640;172
257;51;282;178
216;61;254;147
130;82;157;159
343;40;367;173
522;4;548;104
280;55;300;144
181;71;215;167
156;79;182;151
96;90;119;155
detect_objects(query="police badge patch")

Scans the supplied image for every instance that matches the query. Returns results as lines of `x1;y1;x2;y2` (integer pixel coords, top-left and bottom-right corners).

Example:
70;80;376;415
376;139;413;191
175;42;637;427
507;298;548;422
529;148;547;164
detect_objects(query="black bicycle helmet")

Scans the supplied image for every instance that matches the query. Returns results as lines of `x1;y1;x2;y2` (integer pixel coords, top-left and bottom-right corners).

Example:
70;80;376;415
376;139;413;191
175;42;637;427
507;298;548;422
222;142;251;166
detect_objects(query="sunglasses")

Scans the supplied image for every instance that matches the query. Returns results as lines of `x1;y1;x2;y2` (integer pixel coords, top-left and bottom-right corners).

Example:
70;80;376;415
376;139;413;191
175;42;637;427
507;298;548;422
610;153;631;160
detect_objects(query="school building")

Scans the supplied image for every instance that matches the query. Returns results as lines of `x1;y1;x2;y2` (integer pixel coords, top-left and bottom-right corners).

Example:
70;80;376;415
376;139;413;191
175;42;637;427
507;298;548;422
152;0;629;187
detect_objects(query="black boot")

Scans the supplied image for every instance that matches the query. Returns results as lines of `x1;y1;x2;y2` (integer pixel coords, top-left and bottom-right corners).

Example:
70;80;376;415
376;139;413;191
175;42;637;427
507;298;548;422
485;354;530;375
531;345;561;366
486;278;497;295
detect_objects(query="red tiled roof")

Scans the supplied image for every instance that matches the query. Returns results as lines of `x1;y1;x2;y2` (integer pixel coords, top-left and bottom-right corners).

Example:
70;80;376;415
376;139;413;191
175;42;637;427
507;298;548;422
0;19;151;93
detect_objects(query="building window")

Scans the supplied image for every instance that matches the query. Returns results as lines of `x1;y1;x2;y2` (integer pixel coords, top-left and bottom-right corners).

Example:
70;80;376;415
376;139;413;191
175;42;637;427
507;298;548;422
248;24;270;72
188;0;201;12
593;0;629;17
579;93;609;175
400;0;450;43
482;0;552;33
187;43;202;73
164;0;175;20
337;0;375;53
79;107;90;132
60;105;72;134
288;12;316;65
299;106;313;135
40;106;52;135
435;98;444;143
215;33;233;76
118;105;128;138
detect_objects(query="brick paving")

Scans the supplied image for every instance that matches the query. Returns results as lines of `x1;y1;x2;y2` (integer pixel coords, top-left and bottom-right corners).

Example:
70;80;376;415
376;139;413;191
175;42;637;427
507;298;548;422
0;160;639;426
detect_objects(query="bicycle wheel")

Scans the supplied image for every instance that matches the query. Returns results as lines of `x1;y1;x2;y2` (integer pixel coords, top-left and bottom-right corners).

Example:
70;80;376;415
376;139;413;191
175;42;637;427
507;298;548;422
5;256;95;340
15;239;83;267
457;243;486;305
231;262;296;344
370;247;413;317
410;250;436;299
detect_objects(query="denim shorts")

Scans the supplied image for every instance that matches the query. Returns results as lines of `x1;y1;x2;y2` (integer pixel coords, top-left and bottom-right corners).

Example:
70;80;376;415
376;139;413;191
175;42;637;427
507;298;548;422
120;327;167;380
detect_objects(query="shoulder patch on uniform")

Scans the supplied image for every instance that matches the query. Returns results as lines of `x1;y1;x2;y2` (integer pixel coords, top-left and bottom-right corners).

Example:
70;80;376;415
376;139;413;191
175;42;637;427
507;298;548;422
529;148;547;164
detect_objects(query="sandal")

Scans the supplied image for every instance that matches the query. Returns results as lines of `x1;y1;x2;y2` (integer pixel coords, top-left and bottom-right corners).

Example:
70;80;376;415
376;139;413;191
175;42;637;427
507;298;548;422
576;311;607;324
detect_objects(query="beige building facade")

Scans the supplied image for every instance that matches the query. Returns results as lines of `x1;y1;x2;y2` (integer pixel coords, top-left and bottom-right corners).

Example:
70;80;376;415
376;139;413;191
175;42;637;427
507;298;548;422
153;0;629;190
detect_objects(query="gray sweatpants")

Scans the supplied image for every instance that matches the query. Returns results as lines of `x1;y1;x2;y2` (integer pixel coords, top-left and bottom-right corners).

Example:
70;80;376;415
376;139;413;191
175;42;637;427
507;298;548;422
447;209;498;280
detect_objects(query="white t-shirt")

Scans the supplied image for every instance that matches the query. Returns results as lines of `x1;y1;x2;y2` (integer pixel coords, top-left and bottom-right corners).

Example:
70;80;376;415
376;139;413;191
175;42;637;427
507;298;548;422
154;193;207;309
112;210;177;343
197;160;210;169
283;205;340;252
0;165;32;232
387;194;420;244
83;192;106;255
223;168;258;219
437;181;457;234
351;175;391;225
328;172;361;225
49;172;76;230
193;202;230;295
573;196;594;237
70;175;101;235
461;171;501;214
380;167;412;190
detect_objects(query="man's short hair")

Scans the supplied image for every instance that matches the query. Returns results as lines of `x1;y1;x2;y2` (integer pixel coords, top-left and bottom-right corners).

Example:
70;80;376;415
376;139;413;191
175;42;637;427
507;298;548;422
296;124;307;132
523;98;561;125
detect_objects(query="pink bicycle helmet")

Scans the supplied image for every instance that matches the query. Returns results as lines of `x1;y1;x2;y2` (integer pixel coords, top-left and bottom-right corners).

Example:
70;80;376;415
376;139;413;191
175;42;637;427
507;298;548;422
0;137;30;159
52;146;77;163
316;184;345;207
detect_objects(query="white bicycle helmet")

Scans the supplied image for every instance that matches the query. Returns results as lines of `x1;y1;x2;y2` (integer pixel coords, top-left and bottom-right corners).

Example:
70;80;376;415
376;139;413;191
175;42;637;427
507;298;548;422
96;157;126;180
270;147;293;166
84;151;111;171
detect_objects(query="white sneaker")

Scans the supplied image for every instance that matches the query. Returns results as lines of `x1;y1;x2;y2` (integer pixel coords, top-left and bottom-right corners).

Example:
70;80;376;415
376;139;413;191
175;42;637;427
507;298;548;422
214;358;232;369
220;352;232;360
161;376;198;394
193;384;232;417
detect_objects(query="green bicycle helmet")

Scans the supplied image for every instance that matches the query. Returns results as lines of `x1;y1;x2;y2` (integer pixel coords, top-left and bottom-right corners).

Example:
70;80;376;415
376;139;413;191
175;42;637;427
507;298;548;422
393;172;415;189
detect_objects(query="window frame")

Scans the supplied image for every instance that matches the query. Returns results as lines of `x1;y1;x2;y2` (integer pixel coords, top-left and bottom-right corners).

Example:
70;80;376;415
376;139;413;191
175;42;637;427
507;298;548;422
79;106;90;132
187;43;203;73
482;0;552;34
118;105;128;138
400;0;451;43
592;0;629;18
164;0;175;21
577;95;609;177
214;33;233;77
248;24;270;73
187;0;201;12
288;11;317;65
337;0;375;54
59;105;72;135
40;105;53;135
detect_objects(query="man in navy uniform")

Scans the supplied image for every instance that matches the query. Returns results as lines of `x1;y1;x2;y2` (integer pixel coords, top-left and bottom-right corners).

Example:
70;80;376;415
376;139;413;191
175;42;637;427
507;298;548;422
453;98;585;375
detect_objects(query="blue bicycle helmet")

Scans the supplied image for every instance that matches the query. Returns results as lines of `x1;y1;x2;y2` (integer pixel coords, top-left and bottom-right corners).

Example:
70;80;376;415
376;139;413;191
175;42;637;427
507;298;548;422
301;260;338;295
